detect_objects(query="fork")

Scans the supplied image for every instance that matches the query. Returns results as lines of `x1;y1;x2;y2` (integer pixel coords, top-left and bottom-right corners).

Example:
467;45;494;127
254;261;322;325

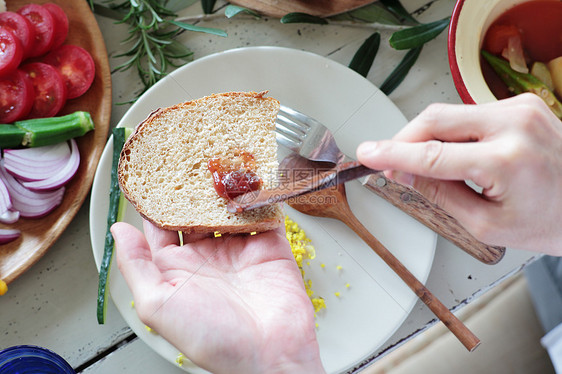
275;105;506;265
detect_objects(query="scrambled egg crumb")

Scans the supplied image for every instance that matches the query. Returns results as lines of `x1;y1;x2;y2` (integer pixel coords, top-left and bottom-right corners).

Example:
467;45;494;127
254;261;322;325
336;265;343;271
178;231;184;246
334;292;341;297
131;300;135;308
0;279;7;296
176;353;186;367
250;231;257;235
145;325;156;333
214;231;222;237
345;283;351;289
285;216;326;315
320;263;325;269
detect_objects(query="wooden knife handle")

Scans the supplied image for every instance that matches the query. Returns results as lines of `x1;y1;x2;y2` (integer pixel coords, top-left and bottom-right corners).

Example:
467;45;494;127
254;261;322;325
363;173;505;265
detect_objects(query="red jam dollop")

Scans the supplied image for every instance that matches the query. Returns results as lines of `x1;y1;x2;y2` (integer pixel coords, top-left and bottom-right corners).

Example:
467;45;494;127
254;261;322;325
208;151;262;199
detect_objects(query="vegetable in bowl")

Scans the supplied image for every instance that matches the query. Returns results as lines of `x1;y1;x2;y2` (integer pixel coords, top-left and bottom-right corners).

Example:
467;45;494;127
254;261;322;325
480;0;562;118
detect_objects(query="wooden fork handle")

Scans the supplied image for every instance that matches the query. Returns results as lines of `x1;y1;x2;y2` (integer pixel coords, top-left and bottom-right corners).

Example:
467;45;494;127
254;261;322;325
339;209;481;352
363;173;506;265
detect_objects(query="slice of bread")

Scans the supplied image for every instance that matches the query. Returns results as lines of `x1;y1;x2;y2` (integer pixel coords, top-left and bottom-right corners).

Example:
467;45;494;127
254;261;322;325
118;91;284;234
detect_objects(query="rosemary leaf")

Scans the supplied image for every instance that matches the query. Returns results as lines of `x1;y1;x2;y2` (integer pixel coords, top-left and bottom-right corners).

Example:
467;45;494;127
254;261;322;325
349;32;380;78
224;5;261;19
389;18;450;50
380;46;423;95
280;12;328;25
163;40;194;61
167;20;227;37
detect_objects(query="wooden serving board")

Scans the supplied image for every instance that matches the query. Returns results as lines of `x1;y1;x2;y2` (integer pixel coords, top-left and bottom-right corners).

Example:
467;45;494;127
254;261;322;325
229;0;376;18
0;0;112;284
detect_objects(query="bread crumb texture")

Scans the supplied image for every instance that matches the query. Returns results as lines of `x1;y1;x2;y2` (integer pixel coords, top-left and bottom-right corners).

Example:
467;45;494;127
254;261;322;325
118;91;284;234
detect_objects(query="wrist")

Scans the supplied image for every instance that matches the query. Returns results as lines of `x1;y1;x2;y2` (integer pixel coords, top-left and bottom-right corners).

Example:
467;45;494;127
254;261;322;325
257;337;326;374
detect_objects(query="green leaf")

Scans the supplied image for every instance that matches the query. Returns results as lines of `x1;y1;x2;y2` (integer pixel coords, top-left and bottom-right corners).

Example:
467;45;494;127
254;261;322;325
201;0;216;14
163;40;194;61
166;0;198;12
341;3;401;25
167;20;227;37
380;46;423;95
280;12;328;25
224;5;261;19
389;17;450;50
379;0;420;25
349;32;380;77
92;3;128;21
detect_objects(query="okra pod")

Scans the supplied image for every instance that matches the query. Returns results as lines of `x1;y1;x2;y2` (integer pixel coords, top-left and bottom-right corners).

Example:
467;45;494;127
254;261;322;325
0;111;95;148
482;50;562;119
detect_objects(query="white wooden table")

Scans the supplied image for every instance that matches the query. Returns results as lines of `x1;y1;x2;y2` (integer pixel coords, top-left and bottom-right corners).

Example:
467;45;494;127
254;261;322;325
0;1;538;373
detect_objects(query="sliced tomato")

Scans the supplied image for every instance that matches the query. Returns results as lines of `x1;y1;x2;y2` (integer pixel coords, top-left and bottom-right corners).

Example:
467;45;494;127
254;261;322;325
42;3;69;49
0;28;24;78
17;4;55;58
20;62;67;119
42;45;95;99
0;11;36;59
483;24;521;55
0;70;34;123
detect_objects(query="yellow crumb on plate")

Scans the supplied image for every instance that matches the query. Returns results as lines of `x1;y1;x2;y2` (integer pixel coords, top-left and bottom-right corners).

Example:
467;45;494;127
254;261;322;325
176;353;186;367
0;279;7;296
285;216;326;315
145;325;157;333
214;231;221;237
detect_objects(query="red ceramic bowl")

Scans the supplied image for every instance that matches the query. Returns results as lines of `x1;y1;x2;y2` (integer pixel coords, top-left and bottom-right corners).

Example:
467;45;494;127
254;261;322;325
447;0;542;104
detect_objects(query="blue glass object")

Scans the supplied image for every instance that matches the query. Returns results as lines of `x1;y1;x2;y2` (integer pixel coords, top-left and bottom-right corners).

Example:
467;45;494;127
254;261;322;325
0;345;75;374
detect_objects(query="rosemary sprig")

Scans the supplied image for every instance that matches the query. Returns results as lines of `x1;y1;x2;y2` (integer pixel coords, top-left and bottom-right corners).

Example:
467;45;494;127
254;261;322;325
93;0;226;102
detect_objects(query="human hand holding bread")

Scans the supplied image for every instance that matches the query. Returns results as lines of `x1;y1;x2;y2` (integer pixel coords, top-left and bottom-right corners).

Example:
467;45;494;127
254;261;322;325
112;219;324;374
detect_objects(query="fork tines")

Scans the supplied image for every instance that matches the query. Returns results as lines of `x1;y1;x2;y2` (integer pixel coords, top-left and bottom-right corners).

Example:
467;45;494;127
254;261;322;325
275;108;309;152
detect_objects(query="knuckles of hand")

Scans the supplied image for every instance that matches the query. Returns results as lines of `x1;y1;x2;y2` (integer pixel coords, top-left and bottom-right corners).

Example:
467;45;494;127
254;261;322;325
419;140;445;173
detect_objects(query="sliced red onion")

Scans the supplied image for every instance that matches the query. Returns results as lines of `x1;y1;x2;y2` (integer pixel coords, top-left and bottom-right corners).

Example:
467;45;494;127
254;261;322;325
0;229;20;244
0;210;19;224
502;35;528;74
4;142;71;181
0;162;65;218
0;177;11;215
21;139;80;191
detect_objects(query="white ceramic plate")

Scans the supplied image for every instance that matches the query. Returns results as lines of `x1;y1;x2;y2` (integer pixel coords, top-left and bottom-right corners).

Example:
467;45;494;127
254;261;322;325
90;47;437;374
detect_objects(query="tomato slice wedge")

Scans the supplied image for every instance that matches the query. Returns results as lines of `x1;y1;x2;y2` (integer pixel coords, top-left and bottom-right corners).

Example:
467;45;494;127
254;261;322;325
0;11;36;59
0;69;34;123
42;45;95;99
17;4;55;58
483;25;521;55
0;28;24;77
20;62;67;119
42;3;69;49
